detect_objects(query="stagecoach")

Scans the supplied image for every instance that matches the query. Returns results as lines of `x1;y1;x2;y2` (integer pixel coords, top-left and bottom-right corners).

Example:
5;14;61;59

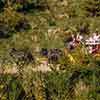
86;40;100;58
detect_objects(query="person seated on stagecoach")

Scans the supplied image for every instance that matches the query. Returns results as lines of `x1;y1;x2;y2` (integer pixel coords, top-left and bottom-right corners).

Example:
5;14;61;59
86;30;100;54
67;34;75;50
68;33;83;50
86;29;100;44
92;30;100;43
76;33;83;43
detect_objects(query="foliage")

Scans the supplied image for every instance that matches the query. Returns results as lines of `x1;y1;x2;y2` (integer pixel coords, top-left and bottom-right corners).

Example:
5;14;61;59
0;7;29;38
0;0;99;100
83;0;100;17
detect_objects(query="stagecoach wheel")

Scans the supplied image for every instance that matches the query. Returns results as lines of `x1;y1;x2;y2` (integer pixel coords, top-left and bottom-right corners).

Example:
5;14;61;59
40;48;48;57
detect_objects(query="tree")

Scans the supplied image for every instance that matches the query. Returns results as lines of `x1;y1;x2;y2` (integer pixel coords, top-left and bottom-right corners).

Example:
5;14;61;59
0;0;5;12
0;6;31;39
15;0;47;13
83;0;100;17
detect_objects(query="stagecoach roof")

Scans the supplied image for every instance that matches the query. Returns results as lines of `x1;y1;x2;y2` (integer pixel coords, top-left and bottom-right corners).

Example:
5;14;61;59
86;42;100;45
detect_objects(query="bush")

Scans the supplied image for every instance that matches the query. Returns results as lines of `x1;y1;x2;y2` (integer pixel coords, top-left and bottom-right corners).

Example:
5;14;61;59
0;8;23;39
15;0;47;13
15;18;31;32
0;75;26;100
10;48;34;66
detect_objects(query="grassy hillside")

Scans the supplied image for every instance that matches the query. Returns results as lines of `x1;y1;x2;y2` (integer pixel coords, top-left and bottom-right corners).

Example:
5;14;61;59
0;0;100;100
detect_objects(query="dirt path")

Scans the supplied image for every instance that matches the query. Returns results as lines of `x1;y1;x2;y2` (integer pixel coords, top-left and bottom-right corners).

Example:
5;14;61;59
32;63;52;72
0;61;52;75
